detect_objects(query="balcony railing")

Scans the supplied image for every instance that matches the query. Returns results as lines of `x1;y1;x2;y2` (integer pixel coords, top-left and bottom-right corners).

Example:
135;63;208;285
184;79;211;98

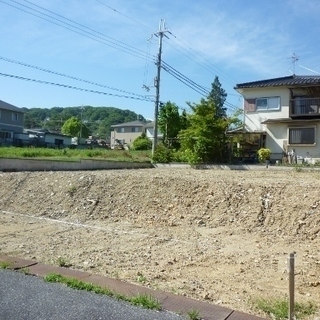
290;97;320;117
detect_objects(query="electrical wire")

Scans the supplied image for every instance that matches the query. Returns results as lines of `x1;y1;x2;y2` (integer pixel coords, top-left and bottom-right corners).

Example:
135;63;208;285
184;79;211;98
0;72;155;102
1;0;155;62
0;55;152;99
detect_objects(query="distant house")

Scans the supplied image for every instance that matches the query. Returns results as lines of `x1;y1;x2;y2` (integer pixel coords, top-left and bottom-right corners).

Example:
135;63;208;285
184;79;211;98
234;75;320;163
25;129;72;148
110;120;145;148
145;121;164;141
0;99;24;145
110;120;164;149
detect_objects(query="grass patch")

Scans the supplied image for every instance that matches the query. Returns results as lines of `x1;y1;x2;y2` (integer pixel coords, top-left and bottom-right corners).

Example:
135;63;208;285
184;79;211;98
0;147;151;163
0;261;11;269
130;294;161;310
19;267;30;274
44;273;161;310
187;309;201;320
255;297;317;320
56;257;72;268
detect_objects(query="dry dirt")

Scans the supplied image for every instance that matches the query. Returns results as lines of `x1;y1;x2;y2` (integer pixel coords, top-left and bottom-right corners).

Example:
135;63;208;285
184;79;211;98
0;168;320;318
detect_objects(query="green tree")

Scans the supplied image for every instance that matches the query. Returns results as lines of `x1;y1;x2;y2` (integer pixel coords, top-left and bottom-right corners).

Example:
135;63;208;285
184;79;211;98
132;132;152;150
179;99;229;163
158;101;181;147
61;117;90;138
208;76;227;118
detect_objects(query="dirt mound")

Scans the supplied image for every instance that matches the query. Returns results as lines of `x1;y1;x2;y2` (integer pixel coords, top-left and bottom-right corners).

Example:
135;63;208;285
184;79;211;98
1;169;319;317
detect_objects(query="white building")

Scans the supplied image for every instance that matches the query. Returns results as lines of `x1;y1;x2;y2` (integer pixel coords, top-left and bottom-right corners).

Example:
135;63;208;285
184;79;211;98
234;75;320;163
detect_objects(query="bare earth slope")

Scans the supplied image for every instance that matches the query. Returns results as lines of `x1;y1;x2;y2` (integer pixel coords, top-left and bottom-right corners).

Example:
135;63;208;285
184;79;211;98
0;169;319;318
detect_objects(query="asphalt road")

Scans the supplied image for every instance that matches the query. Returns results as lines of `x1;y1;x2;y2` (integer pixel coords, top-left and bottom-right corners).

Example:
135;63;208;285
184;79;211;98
0;269;185;320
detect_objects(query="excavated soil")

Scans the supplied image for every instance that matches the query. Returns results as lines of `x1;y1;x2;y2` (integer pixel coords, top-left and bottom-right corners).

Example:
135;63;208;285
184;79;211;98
0;168;320;318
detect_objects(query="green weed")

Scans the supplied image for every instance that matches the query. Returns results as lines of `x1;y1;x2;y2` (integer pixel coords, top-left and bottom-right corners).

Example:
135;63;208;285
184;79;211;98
0;261;11;269
57;257;71;268
44;273;161;310
187;309;201;320
255;297;317;320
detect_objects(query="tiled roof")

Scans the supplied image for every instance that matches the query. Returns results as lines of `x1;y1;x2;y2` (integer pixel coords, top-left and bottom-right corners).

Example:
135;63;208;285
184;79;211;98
0;100;24;113
235;75;320;89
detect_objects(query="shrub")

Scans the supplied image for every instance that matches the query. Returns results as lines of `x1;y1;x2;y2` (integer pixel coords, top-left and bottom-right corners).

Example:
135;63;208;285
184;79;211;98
152;144;172;163
257;148;271;163
132;133;152;150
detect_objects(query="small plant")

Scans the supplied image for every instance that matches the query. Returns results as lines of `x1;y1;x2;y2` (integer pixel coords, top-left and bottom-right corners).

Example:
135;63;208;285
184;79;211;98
255;297;317;320
187;309;201;320
137;272;147;284
44;273;162;310
0;261;11;269
294;164;303;172
57;257;71;267
130;294;161;310
257;148;271;163
67;186;77;196
19;267;30;274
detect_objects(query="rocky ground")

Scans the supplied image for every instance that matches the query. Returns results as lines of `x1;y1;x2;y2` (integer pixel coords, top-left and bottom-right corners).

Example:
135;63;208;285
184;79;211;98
0;168;319;318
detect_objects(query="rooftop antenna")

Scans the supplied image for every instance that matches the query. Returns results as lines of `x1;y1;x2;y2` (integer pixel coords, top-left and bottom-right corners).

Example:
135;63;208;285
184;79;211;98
288;53;299;75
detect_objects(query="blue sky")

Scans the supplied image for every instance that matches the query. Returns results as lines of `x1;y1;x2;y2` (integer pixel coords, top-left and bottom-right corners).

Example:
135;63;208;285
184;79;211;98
0;0;320;120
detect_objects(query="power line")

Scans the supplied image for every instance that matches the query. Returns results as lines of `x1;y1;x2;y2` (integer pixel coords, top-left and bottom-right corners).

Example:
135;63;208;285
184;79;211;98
166;31;238;86
0;55;152;99
95;0;153;32
1;0;154;62
0;72;155;102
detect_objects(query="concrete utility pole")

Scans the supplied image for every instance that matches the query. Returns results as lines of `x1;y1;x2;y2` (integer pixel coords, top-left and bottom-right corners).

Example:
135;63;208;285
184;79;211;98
152;19;168;156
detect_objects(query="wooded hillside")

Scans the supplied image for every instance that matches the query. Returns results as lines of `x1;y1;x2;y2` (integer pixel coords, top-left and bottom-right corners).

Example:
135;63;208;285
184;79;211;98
22;106;144;138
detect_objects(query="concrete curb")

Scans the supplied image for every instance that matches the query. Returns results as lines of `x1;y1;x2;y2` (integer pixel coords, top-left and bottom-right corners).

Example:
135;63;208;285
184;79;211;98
0;254;266;320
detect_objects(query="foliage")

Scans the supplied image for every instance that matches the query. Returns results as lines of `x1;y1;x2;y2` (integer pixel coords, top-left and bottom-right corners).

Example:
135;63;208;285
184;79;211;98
61;116;90;138
158;101;181;147
44;273;161;310
255;297;316;320
257;148;271;163
187;309;201;320
23;106;141;138
0;261;11;269
56;257;71;268
152;143;173;163
179;99;229;163
132;132;152;150
0;147;151;163
130;294;161;311
207;76;227;118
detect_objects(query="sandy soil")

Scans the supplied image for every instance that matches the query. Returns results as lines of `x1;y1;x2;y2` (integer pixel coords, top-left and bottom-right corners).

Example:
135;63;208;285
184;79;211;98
0;168;319;318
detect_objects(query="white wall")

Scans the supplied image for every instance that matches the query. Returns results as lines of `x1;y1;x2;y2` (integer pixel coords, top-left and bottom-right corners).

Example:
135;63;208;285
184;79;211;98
241;87;290;131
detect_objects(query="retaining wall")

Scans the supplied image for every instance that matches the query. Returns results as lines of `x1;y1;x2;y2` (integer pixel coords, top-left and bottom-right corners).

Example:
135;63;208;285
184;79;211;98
0;158;153;172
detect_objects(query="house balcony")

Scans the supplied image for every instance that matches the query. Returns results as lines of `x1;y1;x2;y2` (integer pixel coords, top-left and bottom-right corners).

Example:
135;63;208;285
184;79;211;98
290;97;320;117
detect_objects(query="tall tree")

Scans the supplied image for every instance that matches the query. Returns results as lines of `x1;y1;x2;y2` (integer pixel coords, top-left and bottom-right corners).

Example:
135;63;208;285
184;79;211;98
158;101;181;147
61;116;90;138
208;76;227;118
179;99;229;163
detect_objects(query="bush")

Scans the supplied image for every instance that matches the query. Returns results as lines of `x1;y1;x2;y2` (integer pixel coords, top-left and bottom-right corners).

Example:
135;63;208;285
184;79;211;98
132;133;152;150
257;148;271;163
172;149;200;164
152;144;172;163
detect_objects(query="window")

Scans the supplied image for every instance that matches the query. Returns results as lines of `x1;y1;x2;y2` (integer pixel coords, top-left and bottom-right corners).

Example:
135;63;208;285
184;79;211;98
132;127;139;132
12;112;18;121
119;127;125;133
0;131;11;139
289;127;315;145
256;97;280;111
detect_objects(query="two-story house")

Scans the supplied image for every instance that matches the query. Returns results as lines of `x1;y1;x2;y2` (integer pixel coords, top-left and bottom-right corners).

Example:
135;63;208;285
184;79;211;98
234;75;320;163
110;120;146;148
0;99;24;145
